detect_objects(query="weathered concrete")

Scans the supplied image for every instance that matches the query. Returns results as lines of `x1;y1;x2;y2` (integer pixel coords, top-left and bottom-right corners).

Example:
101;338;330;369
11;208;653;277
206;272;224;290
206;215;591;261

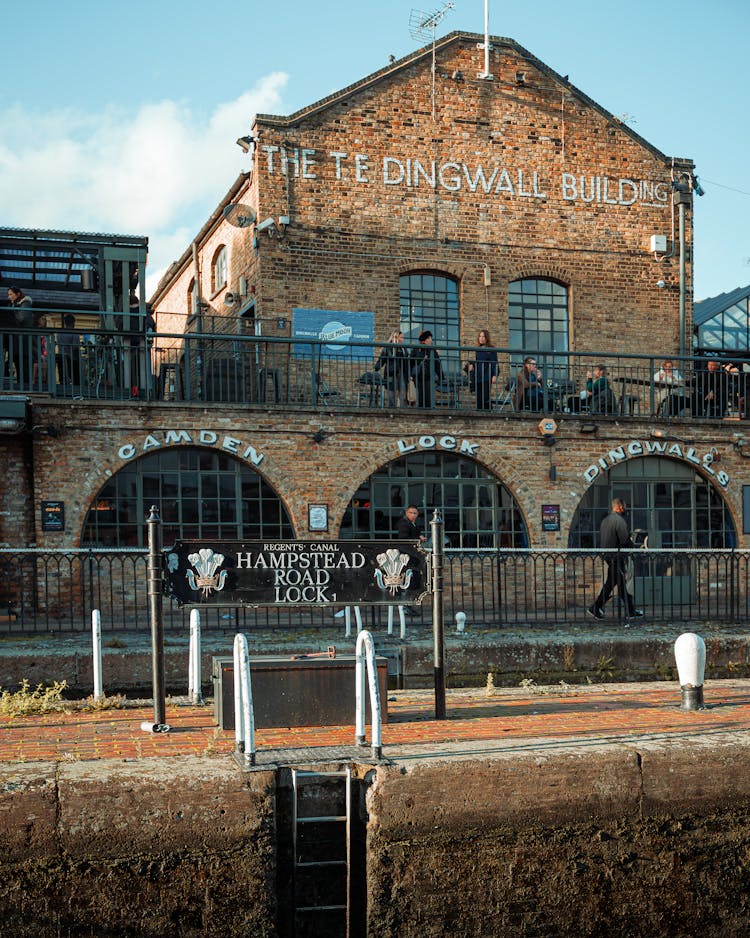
3;732;750;934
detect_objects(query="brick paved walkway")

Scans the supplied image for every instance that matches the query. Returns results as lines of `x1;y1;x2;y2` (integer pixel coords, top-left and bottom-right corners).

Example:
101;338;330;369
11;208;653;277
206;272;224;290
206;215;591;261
2;681;749;765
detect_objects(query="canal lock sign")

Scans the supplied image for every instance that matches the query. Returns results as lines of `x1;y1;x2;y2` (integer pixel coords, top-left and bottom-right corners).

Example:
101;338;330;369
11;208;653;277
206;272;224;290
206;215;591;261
163;540;430;607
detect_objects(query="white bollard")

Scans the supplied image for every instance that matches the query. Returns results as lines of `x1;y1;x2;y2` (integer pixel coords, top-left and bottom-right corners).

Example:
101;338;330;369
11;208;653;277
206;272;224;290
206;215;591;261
188;609;202;705
455;611;467;633
92;609;103;702
674;632;706;710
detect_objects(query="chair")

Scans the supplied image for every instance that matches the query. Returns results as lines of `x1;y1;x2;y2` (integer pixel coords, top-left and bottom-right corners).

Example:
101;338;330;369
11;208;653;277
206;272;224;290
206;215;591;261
494;378;516;411
356;370;385;406
315;372;340;403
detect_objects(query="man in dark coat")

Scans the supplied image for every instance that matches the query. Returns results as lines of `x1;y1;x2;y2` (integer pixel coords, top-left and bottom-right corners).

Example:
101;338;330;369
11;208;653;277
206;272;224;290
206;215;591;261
396;505;425;542
588;498;644;621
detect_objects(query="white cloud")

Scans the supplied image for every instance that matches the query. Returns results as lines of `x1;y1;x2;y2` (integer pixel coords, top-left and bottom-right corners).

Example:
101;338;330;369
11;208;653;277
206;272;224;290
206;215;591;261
0;72;288;291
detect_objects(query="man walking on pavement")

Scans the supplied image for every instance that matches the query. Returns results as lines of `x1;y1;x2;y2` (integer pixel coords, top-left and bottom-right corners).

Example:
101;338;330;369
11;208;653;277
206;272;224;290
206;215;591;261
588;497;644;621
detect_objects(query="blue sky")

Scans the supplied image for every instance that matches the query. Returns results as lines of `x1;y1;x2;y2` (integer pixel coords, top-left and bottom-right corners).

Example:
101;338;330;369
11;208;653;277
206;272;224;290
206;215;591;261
2;0;747;300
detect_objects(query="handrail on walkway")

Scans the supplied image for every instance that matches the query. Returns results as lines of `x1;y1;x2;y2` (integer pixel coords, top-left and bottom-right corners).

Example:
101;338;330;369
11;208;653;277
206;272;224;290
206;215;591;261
232;632;256;768
355;629;383;760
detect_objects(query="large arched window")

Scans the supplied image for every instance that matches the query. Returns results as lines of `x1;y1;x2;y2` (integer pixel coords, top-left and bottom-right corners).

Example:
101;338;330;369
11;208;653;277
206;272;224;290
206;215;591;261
82;448;293;547
340;453;528;550
508;278;569;381
400;272;460;374
212;246;228;293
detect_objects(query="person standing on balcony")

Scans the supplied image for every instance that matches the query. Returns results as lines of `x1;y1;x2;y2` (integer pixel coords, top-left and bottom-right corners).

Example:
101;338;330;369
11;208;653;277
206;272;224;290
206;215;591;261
467;328;498;410
515;355;544;411
410;330;444;408
6;286;33;388
375;330;410;406
588;498;644;621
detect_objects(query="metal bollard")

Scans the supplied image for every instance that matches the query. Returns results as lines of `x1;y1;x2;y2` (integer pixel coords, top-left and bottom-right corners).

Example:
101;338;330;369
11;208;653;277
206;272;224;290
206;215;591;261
674;632;706;710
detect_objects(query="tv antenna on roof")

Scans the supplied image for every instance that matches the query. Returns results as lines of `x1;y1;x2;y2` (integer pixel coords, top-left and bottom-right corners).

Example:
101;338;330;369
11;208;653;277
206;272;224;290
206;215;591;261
409;2;455;119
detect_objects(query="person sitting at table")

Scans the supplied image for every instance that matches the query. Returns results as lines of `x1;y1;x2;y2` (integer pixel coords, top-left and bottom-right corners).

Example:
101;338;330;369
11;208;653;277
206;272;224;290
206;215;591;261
692;358;733;418
653;359;685;416
514;356;545;411
585;363;617;414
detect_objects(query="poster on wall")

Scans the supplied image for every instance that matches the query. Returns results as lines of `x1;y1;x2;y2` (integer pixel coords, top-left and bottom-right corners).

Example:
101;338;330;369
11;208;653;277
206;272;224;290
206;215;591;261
41;501;65;532
293;309;375;359
541;504;560;532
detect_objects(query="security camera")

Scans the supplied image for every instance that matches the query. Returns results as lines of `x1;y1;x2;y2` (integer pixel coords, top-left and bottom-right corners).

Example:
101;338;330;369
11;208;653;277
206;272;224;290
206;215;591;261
255;217;276;236
656;280;666;289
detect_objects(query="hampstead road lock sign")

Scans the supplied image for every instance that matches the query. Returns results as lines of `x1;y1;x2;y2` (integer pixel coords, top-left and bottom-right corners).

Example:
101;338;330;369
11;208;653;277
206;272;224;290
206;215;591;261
163;540;430;607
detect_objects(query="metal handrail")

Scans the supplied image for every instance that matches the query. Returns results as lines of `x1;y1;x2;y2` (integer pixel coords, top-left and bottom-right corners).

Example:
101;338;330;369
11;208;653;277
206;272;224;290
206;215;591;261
355;629;382;760
232;632;255;768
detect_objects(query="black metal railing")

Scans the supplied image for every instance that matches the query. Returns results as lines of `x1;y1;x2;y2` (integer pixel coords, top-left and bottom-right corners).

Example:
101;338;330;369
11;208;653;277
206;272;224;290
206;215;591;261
2;317;748;419
0;548;747;635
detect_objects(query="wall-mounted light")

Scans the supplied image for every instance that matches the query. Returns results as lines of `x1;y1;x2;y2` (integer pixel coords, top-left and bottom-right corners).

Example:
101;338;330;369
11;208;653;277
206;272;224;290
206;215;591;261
542;433;556;447
515;70;527;85
236;135;256;154
312;429;328;445
579;422;598;433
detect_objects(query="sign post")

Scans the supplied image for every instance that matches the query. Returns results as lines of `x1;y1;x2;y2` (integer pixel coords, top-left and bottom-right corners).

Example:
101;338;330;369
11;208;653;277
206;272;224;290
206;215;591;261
145;506;169;733
430;509;446;720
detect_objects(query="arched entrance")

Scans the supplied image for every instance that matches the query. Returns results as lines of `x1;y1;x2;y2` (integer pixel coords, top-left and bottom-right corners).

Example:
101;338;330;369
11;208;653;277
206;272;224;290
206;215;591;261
340;451;528;550
569;456;736;604
81;447;293;547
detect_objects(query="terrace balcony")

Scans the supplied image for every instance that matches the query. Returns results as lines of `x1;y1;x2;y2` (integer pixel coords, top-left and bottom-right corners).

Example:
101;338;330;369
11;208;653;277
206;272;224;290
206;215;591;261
1;314;748;423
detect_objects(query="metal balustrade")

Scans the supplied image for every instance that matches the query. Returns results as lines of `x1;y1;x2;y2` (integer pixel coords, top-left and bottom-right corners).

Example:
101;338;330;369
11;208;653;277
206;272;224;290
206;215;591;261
2;317;748;419
0;547;748;635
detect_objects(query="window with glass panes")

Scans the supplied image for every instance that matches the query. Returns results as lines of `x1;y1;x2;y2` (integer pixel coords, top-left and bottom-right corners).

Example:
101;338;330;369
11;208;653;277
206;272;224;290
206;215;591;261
340;453;528;550
697;298;750;353
399;272;460;374
81;448;293;547
568;458;735;549
508;279;569;382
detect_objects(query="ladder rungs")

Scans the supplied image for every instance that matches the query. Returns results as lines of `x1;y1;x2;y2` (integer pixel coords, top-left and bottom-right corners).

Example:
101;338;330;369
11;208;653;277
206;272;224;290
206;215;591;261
296;859;346;869
296;904;347;913
297;815;346;824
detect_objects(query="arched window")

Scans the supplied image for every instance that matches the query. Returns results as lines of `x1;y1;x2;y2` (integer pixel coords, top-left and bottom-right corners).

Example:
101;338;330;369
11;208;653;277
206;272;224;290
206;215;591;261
212;246;228;293
82;448;293;547
399;272;460;374
340;453;528;550
508;278;569;381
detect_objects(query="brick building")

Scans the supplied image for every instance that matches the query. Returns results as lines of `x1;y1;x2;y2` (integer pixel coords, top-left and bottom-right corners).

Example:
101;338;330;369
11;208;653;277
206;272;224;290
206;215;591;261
2;33;747;615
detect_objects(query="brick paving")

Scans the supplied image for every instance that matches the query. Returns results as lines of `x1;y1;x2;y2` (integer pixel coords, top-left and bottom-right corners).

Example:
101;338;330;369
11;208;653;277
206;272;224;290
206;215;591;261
2;680;750;766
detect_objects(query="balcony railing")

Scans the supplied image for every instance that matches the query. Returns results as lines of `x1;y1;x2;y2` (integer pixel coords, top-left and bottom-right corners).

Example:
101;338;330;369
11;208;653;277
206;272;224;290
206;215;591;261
0;547;747;635
2;318;747;419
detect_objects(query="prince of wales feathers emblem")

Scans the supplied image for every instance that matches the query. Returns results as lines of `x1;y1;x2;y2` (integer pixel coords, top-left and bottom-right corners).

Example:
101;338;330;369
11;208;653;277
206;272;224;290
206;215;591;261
374;548;413;595
186;548;228;597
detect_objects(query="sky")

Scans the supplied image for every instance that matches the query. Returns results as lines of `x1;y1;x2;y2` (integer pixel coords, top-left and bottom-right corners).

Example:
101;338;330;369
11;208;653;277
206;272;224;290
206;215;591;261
1;0;748;301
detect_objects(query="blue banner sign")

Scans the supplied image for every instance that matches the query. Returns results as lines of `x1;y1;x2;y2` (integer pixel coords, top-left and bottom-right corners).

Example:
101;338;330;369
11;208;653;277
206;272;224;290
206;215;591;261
293;309;375;359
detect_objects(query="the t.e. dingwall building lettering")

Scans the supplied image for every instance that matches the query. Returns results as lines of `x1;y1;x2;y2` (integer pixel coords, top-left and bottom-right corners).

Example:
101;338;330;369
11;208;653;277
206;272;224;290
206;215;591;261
164;541;429;607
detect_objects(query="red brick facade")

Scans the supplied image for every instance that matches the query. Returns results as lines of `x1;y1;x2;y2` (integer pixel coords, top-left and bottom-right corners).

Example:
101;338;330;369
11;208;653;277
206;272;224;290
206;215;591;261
5;33;747;555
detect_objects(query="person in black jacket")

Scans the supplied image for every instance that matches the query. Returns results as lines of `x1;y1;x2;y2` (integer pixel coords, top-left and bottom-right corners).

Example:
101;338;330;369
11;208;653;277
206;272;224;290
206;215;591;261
396;506;425;542
410;330;444;408
588;498;644;620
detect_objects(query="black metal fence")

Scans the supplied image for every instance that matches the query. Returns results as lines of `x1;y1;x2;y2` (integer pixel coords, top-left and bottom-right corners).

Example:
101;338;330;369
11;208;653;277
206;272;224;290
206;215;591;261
3;319;749;420
0;548;747;635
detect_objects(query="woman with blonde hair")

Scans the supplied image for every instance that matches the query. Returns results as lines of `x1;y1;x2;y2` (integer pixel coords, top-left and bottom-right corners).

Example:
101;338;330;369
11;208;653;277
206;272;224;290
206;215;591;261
375;329;410;406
